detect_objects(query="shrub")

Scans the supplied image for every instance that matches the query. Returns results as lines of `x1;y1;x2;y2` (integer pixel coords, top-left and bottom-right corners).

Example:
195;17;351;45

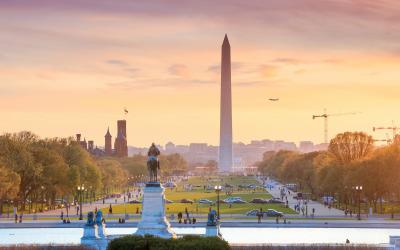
107;235;230;250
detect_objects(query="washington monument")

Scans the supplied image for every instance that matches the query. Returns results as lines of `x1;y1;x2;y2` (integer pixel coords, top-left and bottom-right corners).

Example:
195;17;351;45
219;34;233;172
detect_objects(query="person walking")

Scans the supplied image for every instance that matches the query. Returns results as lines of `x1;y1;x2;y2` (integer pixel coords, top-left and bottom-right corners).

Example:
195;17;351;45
14;213;18;223
257;211;262;223
109;204;113;214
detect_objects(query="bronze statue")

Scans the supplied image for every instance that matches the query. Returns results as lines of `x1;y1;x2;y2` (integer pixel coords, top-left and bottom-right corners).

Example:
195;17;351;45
147;143;160;182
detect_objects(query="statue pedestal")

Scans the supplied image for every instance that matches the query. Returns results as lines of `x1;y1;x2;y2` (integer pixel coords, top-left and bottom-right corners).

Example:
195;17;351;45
135;183;176;238
81;224;108;250
205;222;222;238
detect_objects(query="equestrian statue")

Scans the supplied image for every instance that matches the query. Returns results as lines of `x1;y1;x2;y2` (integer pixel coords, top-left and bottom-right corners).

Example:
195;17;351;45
147;143;160;182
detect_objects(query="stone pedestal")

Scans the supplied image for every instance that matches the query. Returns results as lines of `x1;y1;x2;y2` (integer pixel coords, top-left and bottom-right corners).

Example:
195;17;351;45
205;223;222;238
135;182;176;238
81;224;108;250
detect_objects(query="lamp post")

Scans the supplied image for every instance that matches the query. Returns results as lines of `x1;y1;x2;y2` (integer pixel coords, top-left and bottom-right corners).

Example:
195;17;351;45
40;186;45;212
214;185;222;220
77;184;85;220
355;186;363;220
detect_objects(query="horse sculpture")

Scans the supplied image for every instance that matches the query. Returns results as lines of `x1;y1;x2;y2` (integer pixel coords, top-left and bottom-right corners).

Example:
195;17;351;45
147;157;159;182
147;143;161;182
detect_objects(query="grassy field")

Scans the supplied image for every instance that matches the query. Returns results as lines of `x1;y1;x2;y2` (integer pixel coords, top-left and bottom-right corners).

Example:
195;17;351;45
102;176;296;215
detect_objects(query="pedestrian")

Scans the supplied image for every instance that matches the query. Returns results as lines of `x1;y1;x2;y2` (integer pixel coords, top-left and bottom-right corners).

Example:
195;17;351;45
276;216;279;224
19;213;23;223
14;213;18;223
350;210;353;217
76;206;79;216
346;239;350;244
257;211;262;223
60;211;64;221
109;204;113;214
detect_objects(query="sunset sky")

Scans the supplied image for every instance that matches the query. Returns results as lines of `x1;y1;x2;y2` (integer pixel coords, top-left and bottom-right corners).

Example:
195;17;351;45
1;0;400;147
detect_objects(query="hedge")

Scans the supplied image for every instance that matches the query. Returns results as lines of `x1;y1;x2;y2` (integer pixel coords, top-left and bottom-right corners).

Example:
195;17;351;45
107;235;230;250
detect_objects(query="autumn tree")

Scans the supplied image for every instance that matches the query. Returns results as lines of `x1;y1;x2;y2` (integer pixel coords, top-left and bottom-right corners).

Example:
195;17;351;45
0;164;20;214
328;132;373;164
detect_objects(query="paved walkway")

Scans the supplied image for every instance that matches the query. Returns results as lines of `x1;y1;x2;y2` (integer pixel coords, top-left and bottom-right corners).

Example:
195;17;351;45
0;188;143;219
262;178;344;217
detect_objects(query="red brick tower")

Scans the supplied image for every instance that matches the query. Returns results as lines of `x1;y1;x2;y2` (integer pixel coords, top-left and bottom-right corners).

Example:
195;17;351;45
114;120;128;157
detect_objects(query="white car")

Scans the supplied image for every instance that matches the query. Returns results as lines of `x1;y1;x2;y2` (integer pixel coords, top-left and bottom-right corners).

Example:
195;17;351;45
198;199;214;204
223;197;246;203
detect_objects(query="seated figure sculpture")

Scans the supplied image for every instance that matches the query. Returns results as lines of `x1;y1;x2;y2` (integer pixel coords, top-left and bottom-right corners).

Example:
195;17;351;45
95;210;103;225
86;211;95;226
207;209;218;226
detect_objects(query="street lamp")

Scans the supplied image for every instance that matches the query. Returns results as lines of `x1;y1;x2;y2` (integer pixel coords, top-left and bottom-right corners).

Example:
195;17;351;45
355;186;363;220
40;186;45;212
77;184;85;220
214;185;222;220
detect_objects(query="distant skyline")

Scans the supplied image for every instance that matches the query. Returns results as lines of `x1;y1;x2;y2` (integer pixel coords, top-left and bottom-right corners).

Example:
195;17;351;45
1;1;400;147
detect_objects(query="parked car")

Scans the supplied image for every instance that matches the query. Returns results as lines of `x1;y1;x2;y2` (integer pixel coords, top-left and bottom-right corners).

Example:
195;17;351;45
246;209;260;216
250;198;269;204
223;197;243;203
129;199;141;204
247;184;257;189
164;182;177;188
232;199;247;204
246;209;284;217
180;198;194;204
198;199;214;204
264;209;283;217
268;198;284;204
165;199;174;204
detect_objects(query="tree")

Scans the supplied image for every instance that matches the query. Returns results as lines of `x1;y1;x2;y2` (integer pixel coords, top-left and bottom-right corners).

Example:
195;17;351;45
159;153;188;176
0;164;20;213
204;160;218;174
97;159;127;193
328;132;373;164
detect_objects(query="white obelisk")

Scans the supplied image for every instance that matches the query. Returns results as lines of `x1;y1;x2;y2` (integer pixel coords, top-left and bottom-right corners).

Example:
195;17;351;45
219;34;233;172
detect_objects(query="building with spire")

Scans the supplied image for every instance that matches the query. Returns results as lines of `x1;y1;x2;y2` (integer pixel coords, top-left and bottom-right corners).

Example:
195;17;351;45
104;127;112;156
219;34;233;172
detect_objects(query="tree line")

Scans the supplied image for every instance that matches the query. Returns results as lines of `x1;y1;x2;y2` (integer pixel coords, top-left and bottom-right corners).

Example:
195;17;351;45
258;131;400;214
0;131;188;213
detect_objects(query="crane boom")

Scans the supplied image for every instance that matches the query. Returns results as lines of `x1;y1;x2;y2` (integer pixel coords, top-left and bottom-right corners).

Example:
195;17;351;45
312;109;360;143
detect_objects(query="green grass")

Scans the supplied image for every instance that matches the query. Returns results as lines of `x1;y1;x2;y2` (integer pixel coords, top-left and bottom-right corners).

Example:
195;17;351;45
101;175;296;215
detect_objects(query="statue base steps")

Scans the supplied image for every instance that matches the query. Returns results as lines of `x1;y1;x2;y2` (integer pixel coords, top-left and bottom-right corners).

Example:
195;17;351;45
135;183;176;238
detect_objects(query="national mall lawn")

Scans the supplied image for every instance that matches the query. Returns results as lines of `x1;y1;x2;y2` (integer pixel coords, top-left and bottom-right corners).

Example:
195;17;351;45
102;176;296;216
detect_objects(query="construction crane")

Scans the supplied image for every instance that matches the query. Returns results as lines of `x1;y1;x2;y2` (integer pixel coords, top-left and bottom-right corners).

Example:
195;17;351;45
373;139;392;145
312;108;361;144
372;121;399;140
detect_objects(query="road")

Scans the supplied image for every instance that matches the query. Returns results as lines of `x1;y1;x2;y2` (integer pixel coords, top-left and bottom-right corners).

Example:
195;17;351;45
263;178;346;217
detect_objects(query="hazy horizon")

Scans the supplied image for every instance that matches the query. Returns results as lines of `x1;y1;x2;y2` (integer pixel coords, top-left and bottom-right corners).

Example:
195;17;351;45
1;0;399;147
